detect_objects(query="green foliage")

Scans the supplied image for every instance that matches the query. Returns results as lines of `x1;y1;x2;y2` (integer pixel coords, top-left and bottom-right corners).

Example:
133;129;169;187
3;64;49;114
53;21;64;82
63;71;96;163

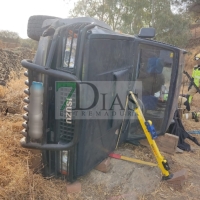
187;0;200;22
0;30;20;43
20;38;38;51
171;0;200;16
70;0;191;48
0;30;38;50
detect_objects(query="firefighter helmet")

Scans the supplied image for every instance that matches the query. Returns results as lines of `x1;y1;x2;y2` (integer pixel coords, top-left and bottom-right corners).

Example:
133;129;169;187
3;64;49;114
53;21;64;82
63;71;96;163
194;53;200;60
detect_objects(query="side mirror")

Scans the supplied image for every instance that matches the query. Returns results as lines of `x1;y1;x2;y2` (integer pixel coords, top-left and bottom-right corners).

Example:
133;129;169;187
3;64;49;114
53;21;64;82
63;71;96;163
138;27;155;38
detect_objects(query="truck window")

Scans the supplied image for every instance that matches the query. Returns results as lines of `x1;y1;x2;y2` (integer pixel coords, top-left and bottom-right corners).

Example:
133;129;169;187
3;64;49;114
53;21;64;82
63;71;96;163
130;44;174;138
63;36;77;68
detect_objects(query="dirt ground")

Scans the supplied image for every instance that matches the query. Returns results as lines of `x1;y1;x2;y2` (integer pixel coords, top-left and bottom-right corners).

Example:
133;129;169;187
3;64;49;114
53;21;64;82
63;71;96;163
0;47;200;199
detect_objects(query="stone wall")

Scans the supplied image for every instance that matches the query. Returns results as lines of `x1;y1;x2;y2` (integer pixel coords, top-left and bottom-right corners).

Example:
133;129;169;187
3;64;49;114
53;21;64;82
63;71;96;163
0;48;34;86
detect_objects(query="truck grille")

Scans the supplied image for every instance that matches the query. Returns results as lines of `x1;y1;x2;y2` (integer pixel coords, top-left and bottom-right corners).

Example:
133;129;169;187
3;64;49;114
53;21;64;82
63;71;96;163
56;85;76;143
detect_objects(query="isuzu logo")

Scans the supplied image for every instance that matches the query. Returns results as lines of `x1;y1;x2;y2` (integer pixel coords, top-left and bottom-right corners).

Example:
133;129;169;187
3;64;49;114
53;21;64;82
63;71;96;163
66;98;72;124
55;82;76;122
55;81;141;120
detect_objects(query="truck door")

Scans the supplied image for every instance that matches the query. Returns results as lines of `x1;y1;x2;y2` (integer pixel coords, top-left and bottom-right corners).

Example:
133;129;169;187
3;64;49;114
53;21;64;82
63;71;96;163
128;43;174;140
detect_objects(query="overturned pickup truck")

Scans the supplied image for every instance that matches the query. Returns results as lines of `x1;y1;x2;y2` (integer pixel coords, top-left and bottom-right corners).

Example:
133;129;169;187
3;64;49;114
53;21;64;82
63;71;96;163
21;15;186;182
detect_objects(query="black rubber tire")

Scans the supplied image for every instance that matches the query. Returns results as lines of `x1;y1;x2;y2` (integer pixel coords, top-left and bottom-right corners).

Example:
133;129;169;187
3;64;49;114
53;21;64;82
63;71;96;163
27;15;58;41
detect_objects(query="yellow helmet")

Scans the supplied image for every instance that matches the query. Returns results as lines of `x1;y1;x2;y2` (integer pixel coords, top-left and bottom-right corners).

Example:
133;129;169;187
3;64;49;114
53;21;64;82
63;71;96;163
147;120;152;125
194;53;200;60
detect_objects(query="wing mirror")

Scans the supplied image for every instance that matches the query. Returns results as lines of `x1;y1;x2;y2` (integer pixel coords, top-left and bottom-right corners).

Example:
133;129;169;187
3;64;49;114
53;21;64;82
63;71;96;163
138;27;155;38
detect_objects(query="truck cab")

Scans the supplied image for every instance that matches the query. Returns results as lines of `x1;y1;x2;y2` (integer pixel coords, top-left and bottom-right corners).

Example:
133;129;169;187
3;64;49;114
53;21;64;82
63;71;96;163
21;16;186;182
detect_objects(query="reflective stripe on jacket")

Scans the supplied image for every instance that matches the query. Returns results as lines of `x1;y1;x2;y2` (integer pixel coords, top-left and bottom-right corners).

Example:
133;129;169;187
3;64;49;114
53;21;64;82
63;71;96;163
192;65;200;87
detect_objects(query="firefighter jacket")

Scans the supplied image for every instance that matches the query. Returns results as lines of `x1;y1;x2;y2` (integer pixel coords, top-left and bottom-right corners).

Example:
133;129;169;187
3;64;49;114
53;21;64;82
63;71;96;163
191;65;200;87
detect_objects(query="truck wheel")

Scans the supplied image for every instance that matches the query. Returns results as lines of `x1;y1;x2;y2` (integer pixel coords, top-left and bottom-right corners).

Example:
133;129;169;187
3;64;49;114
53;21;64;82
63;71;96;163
27;15;59;41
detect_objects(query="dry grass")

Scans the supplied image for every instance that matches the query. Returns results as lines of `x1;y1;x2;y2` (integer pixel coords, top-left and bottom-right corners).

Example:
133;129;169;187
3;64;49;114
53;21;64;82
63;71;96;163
0;86;6;99
2;71;27;114
0;73;70;200
0;121;69;200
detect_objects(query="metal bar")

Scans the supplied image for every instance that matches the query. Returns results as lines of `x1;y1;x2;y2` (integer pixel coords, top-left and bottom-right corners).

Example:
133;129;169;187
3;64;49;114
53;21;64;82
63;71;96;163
45;31;59;69
68;148;74;182
109;153;157;167
60;151;63;175
67;31;74;68
76;23;96;79
42;74;48;145
55;151;58;177
20;139;76;150
49;150;52;175
21;60;80;82
45;22;90;69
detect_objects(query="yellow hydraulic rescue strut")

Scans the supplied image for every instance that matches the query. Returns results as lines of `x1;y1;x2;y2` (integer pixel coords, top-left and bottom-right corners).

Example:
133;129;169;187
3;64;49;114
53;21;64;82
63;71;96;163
113;91;173;180
128;91;172;179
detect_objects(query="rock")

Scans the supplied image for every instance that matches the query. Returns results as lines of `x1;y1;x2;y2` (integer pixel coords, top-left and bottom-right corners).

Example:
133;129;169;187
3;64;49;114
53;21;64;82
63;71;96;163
140;133;179;155
66;181;82;193
166;168;188;189
95;157;111;173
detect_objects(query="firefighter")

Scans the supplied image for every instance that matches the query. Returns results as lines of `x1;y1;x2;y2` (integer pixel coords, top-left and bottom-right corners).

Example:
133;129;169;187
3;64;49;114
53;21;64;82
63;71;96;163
187;53;200;104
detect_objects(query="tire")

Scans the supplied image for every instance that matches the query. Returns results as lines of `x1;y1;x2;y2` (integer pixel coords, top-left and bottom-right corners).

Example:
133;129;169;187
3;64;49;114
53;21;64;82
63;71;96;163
27;15;59;41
